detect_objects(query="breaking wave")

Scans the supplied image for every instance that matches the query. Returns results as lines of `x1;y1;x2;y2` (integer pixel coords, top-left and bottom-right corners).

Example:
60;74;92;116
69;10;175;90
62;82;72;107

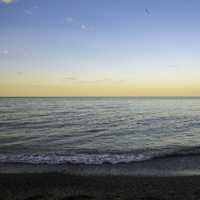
1;146;200;165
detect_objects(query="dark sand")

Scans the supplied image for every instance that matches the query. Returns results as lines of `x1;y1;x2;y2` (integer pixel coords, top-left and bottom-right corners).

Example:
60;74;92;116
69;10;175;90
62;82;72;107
0;173;200;200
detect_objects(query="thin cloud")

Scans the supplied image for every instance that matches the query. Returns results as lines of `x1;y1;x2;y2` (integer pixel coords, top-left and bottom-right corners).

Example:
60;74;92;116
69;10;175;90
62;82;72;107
80;24;93;31
118;80;126;83
76;78;126;84
17;72;23;76
24;6;39;16
0;48;30;57
30;84;41;88
0;0;15;4
64;77;77;81
65;17;93;31
81;24;86;30
65;17;73;23
0;49;9;55
168;65;178;68
103;79;126;83
33;5;39;9
24;9;32;15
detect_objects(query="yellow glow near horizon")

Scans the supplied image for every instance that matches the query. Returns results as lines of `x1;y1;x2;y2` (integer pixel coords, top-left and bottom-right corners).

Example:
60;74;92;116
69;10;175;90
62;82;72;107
1;68;200;96
1;80;200;96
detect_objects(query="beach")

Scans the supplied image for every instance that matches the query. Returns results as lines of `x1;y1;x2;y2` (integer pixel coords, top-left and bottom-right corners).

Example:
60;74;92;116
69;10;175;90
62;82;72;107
1;173;200;200
1;0;200;197
1;97;200;199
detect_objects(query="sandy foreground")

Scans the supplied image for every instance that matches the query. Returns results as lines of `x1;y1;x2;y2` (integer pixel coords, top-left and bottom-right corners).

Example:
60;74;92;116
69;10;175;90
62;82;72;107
0;173;200;200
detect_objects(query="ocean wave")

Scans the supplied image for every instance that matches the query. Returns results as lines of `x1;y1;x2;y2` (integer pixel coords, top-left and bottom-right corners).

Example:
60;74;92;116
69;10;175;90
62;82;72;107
0;152;150;165
1;146;200;165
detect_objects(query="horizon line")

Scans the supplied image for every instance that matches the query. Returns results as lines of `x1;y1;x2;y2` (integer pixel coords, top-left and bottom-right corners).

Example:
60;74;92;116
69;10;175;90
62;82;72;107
0;96;200;98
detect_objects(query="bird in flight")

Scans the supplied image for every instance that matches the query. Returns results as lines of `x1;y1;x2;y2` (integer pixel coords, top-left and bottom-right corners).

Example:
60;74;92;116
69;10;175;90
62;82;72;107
145;8;150;16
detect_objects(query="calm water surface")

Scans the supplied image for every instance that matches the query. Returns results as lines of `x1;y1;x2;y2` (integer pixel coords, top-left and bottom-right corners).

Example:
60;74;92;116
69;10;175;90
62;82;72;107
0;97;200;165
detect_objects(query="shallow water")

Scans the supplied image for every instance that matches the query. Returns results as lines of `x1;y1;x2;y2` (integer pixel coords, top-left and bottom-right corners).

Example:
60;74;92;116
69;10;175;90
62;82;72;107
0;97;200;165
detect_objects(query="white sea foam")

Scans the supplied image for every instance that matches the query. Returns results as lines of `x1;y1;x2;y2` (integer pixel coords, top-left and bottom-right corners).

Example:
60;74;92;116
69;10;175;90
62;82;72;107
1;146;200;165
0;153;152;165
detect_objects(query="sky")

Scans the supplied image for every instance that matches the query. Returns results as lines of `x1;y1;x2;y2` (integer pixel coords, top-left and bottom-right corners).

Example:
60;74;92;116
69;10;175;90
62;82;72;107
0;0;200;96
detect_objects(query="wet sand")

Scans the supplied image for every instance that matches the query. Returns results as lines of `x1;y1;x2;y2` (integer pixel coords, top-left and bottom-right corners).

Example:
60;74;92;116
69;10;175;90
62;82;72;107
0;173;200;200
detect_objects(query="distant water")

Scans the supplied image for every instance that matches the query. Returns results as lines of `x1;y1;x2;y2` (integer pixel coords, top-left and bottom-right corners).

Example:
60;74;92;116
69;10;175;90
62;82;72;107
0;97;200;166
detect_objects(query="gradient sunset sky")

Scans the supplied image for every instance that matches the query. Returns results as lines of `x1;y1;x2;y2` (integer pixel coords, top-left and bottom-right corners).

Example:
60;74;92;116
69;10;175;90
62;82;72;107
0;0;200;96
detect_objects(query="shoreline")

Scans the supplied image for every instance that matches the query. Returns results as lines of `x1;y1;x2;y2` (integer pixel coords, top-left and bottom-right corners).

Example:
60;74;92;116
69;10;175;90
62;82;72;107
2;154;200;177
1;173;200;200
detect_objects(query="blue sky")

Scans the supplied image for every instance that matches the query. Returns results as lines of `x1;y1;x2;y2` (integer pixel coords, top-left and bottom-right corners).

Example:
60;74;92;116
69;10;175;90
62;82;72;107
0;0;200;96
